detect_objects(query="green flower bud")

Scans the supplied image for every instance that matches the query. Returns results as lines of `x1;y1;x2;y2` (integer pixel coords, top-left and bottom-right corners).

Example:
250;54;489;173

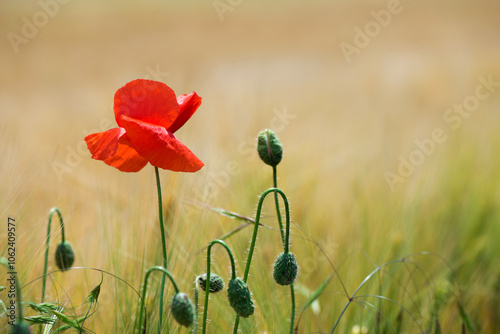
257;129;283;167
55;241;75;271
227;277;254;318
171;292;195;327
198;273;225;293
273;252;298;286
9;321;31;334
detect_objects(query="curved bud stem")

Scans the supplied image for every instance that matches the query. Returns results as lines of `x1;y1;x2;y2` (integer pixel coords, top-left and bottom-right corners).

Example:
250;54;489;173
233;188;292;333
202;239;236;334
273;166;296;334
41;207;65;302
137;266;180;334
243;188;291;282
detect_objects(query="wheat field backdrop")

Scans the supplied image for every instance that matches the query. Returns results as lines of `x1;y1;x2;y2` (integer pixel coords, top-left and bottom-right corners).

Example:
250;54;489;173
1;0;500;333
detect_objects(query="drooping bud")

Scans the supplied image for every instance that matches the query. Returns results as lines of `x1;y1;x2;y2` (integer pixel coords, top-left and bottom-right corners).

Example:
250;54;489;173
257;129;283;167
9;321;31;334
273;252;298;286
198;273;225;293
227;277;254;318
171;292;195;327
54;241;75;271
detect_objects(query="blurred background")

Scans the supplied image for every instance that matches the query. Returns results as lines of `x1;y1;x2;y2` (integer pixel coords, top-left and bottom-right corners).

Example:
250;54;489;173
1;0;500;332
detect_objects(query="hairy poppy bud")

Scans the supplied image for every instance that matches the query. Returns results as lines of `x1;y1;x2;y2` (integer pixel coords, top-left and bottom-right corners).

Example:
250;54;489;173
227;277;254;318
198;273;225;293
171;292;195;327
9;321;31;334
257;129;283;167
55;241;75;271
273;252;298;286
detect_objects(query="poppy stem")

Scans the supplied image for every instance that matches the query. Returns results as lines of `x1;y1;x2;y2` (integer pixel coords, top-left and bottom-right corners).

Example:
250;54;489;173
232;317;240;334
233;187;292;333
273;166;295;334
14;273;24;322
137;266;179;334
41;207;65;303
193;278;200;334
289;284;296;334
202;239;236;334
273;165;286;247
154;167;168;332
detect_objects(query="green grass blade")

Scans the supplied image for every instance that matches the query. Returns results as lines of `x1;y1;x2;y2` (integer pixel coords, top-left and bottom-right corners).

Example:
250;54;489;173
294;273;334;331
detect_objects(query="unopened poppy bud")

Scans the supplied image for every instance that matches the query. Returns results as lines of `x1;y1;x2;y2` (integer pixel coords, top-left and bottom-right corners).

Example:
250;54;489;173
227;277;254;318
55;241;75;271
273;252;298;286
198;273;225;293
171;292;195;327
257;129;283;167
9;321;31;334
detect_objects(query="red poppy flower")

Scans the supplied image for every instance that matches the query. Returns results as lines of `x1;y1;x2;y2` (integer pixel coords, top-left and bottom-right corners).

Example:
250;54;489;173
85;79;204;173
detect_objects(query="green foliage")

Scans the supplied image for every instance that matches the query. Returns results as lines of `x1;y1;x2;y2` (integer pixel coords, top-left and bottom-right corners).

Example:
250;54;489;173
20;282;103;333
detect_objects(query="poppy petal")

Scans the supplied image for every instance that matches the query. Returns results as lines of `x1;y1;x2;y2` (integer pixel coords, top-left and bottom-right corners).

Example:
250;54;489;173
120;115;204;172
102;139;148;172
114;79;180;130
169;92;202;133
85;128;148;172
85;128;125;160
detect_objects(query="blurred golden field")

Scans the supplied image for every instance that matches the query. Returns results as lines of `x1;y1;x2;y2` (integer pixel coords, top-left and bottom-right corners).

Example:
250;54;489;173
2;0;500;332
